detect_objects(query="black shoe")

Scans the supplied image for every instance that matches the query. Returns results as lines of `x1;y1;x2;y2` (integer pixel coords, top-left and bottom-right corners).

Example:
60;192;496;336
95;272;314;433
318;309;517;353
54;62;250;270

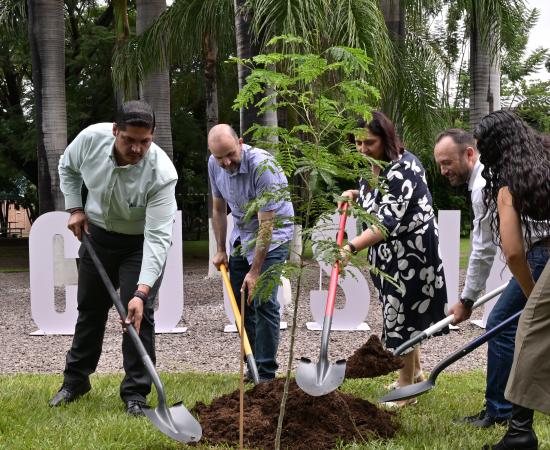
457;409;508;428
49;383;91;407
483;405;538;450
125;400;147;417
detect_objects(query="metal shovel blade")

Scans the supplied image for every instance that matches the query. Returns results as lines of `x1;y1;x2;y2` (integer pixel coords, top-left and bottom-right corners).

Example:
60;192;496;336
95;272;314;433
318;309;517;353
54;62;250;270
143;402;202;443
296;357;347;397
379;379;435;403
379;307;523;405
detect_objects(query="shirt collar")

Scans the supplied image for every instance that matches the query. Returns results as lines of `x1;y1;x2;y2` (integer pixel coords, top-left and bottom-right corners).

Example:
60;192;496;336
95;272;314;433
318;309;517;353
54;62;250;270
229;143;251;177
107;140;149;170
468;158;482;191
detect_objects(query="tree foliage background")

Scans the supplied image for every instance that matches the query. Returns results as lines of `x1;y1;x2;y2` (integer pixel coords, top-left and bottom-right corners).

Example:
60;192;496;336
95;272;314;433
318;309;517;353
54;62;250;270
0;0;549;232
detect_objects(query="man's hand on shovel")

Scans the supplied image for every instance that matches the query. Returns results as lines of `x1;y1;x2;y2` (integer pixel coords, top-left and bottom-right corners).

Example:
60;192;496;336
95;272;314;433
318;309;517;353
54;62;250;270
120;285;149;334
67;209;89;241
125;297;144;334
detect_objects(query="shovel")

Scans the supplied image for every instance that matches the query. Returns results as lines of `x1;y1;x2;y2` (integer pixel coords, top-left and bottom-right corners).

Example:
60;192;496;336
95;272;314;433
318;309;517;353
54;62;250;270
82;234;202;443
393;283;509;356
296;203;349;396
379;308;523;403
220;263;260;385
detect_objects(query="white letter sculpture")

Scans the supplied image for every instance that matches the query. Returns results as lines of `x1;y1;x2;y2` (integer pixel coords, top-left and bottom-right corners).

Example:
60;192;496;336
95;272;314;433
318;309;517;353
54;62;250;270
29;211;186;335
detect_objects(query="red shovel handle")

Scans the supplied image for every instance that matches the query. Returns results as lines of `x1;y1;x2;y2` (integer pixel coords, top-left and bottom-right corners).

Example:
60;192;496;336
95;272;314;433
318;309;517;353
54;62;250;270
324;202;349;317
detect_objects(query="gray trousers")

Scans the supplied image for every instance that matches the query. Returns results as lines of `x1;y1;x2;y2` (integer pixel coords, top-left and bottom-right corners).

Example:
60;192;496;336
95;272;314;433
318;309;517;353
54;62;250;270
506;258;550;414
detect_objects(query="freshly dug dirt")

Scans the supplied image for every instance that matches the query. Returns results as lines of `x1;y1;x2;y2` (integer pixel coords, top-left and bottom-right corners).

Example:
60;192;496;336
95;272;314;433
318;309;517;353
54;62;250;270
193;378;397;450
345;335;404;379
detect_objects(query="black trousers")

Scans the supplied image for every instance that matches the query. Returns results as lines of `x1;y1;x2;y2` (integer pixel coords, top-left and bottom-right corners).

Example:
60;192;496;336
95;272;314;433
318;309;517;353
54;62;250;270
63;223;161;403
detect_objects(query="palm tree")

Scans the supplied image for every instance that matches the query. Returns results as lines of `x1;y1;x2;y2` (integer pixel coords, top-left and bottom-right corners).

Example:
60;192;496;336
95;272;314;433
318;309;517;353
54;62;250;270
249;0;443;151
136;0;174;159
112;0;234;134
233;0;278;137
113;0;134;107
441;0;528;129
379;0;444;148
27;0;66;213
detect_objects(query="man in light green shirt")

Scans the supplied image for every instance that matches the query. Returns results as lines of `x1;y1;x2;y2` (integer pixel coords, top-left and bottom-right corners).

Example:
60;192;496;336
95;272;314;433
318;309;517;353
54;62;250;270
50;100;177;417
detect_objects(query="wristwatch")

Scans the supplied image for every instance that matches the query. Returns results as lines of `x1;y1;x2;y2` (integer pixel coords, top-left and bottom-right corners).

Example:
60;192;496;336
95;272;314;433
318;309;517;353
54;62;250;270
347;242;358;255
460;297;475;308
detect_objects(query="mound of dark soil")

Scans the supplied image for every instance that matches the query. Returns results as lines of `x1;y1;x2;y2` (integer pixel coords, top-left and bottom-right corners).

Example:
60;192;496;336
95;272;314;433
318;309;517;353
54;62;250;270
193;378;397;450
345;335;403;378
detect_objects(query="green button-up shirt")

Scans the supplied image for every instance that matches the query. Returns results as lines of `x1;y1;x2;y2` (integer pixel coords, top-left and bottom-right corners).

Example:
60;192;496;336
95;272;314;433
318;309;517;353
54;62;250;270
58;123;178;287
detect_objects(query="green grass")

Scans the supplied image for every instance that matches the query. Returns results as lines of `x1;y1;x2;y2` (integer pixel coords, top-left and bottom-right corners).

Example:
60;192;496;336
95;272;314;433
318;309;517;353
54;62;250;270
1;371;549;449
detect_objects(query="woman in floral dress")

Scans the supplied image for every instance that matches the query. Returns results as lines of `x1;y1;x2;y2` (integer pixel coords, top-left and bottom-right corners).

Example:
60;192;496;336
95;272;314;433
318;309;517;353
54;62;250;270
340;111;448;406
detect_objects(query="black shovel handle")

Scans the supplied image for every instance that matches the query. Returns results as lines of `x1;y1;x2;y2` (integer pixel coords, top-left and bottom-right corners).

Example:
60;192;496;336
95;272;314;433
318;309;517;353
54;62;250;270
82;233;168;408
429;309;523;382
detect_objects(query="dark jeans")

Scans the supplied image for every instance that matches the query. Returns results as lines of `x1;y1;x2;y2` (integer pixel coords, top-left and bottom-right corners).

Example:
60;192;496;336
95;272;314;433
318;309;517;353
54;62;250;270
485;244;549;418
63;223;162;403
229;242;289;380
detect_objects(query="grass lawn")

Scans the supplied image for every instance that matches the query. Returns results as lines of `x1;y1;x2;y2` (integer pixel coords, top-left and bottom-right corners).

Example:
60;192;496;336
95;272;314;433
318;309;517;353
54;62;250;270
1;371;549;449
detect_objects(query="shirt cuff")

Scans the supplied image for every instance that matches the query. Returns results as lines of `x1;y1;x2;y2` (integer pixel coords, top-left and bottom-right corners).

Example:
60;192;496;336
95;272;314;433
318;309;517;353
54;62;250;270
461;286;482;300
64;194;83;211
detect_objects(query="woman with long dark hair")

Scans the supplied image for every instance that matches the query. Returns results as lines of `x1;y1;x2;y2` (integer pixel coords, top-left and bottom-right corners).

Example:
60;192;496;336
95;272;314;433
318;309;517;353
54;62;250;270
475;110;550;450
340;111;448;407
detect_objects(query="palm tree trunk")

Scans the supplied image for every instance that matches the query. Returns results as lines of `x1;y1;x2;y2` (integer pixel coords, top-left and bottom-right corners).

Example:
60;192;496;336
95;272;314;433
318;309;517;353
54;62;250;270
233;0;277;137
469;3;500;130
380;0;405;41
27;0;67;214
136;0;173;159
204;31;221;278
113;0;134;108
380;0;405;127
233;0;259;137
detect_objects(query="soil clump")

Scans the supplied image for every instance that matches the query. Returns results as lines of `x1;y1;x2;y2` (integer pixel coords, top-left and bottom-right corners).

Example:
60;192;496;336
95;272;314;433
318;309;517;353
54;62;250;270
193;378;397;450
345;334;404;378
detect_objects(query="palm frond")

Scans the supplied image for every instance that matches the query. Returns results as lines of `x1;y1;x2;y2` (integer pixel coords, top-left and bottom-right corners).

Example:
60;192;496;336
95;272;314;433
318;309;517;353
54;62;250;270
112;0;235;93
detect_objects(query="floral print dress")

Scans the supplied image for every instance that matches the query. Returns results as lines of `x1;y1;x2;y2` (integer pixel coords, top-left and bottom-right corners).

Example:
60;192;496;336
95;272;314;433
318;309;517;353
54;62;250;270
359;150;448;353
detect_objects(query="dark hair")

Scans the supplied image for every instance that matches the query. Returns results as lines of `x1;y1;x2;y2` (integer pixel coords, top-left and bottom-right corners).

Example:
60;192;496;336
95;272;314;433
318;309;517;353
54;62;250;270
116;100;155;130
435;128;477;153
474;110;550;247
351;111;403;161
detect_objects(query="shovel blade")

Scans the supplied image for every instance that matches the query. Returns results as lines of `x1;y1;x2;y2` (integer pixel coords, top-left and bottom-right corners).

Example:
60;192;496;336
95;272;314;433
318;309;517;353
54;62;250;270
296;358;346;397
143;402;202;443
379;380;434;403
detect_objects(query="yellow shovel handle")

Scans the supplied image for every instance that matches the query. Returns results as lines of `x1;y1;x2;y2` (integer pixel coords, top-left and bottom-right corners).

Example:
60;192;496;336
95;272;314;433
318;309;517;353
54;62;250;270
220;264;254;357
